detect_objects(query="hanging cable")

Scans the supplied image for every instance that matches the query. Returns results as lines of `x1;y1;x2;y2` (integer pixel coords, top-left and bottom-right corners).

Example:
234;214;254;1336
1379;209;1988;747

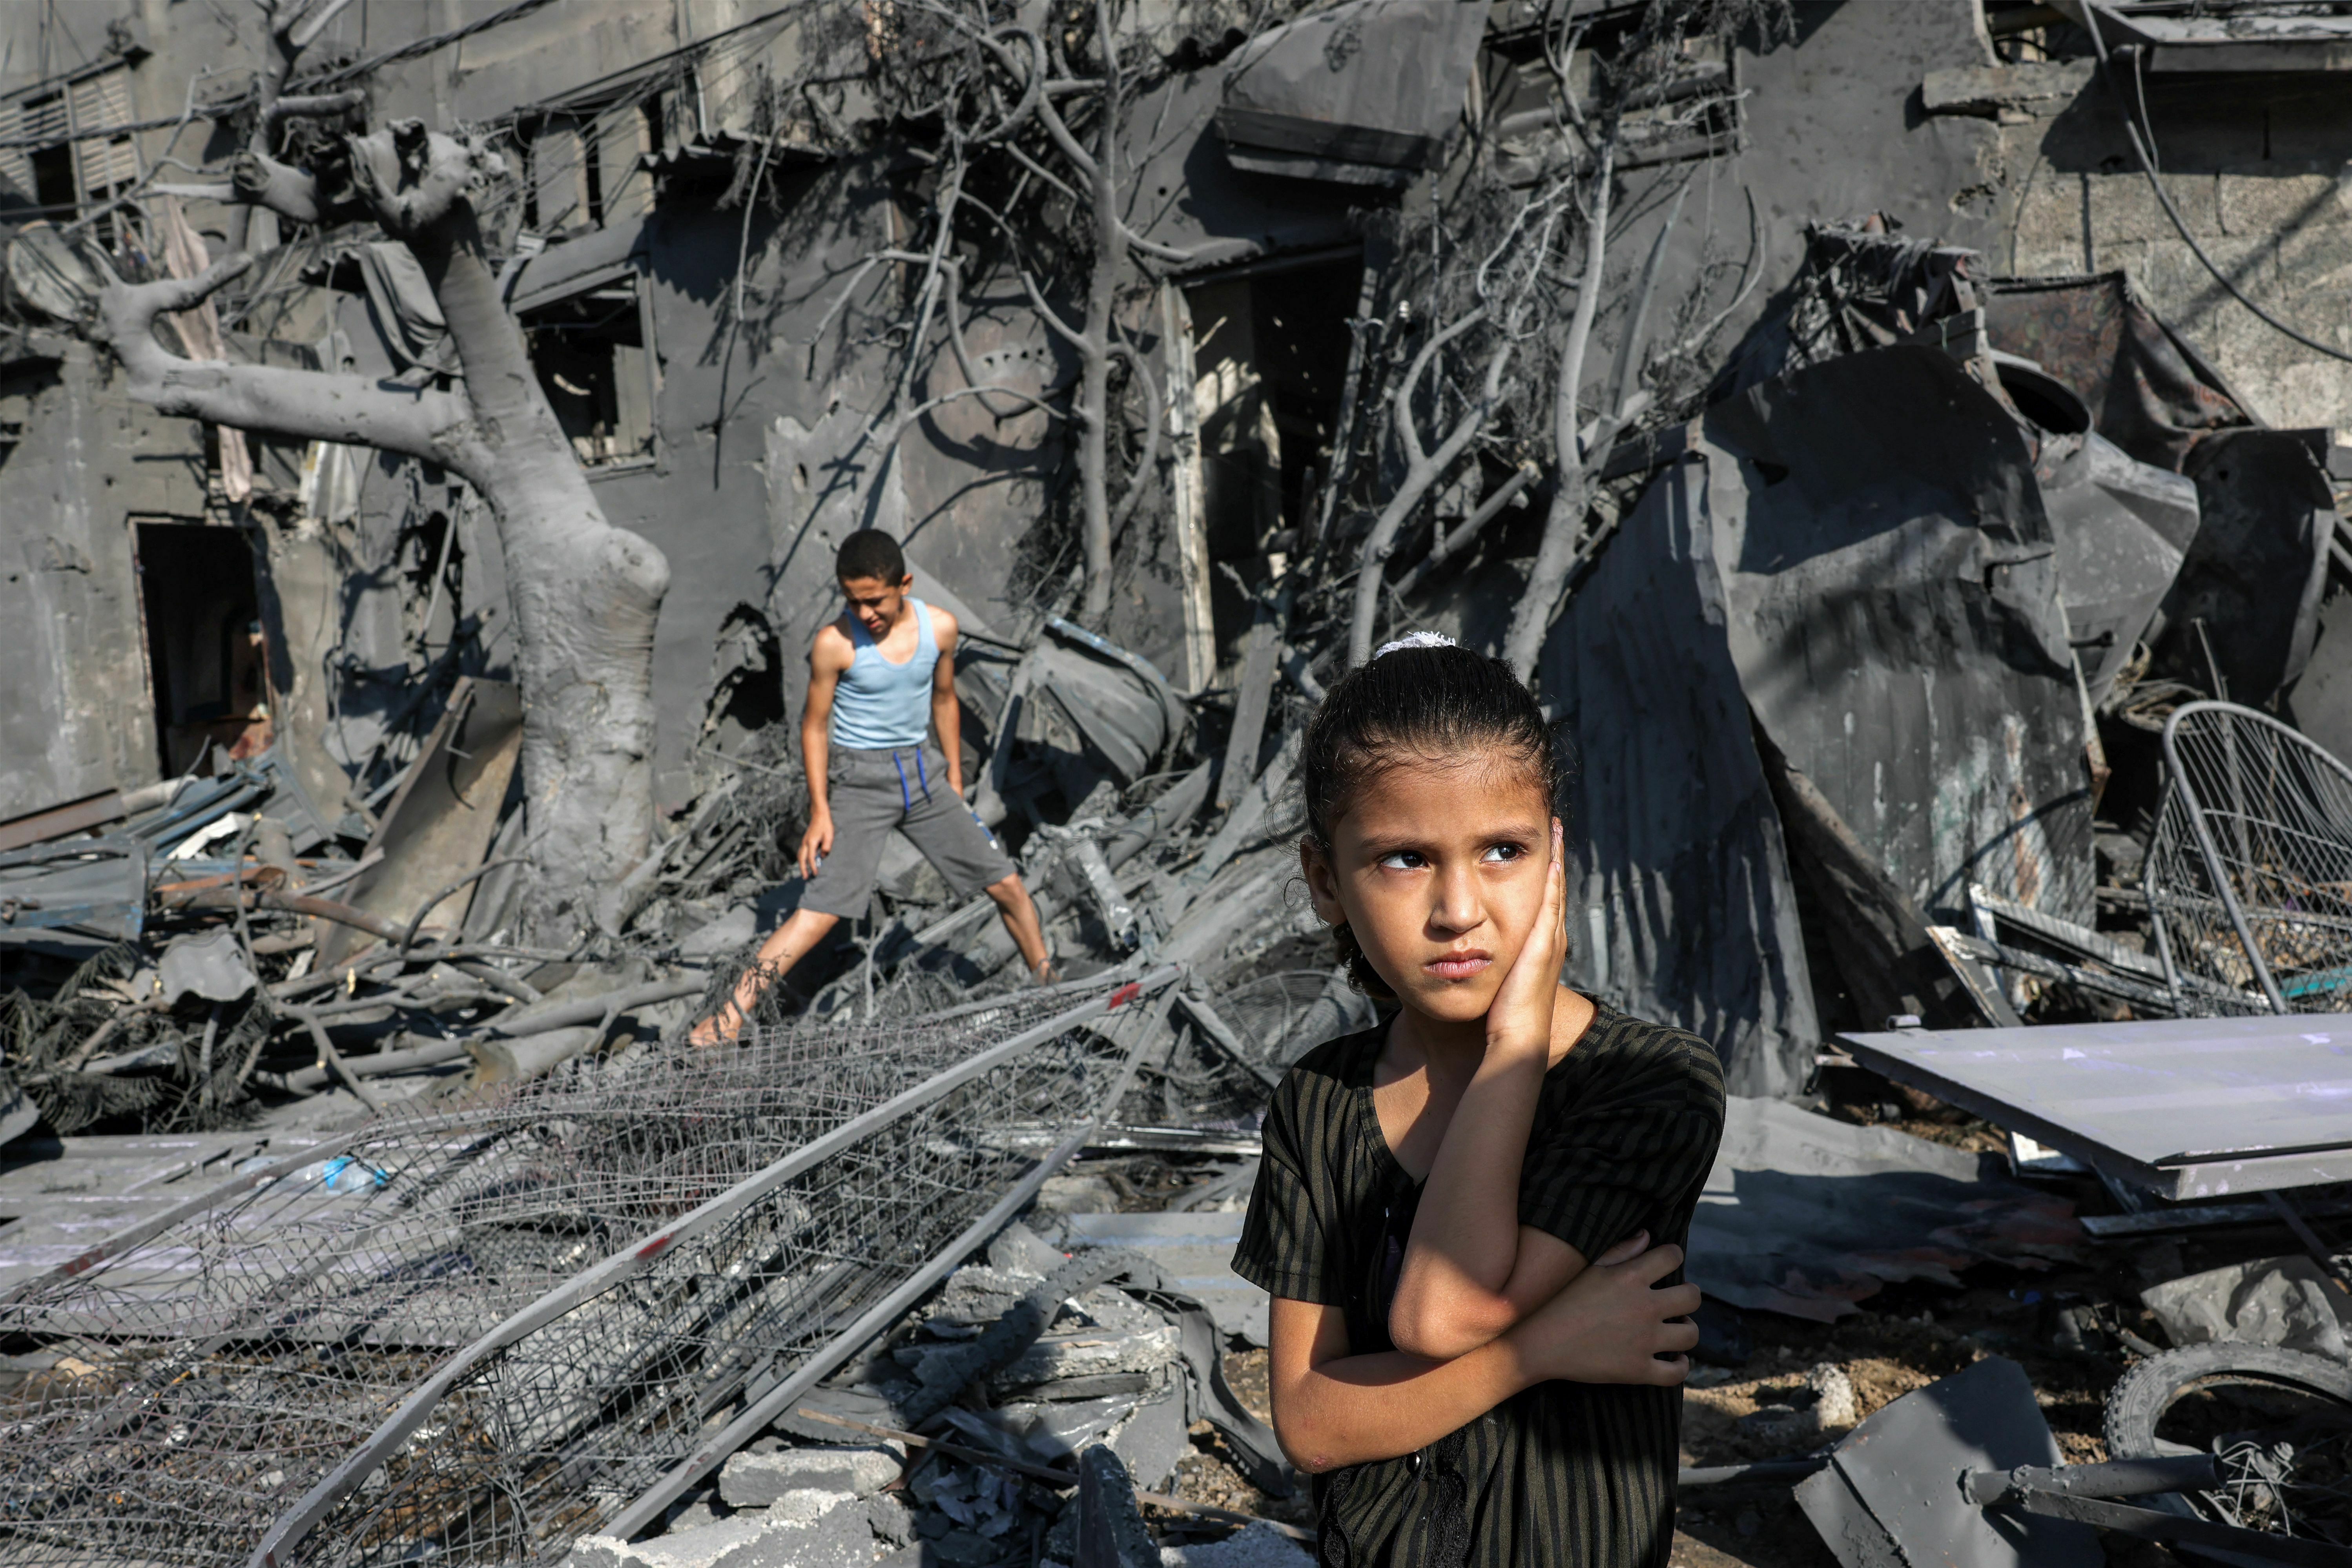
2082;4;2352;366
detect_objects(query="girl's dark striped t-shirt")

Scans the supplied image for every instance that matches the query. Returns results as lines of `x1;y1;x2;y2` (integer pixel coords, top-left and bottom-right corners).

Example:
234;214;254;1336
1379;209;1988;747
1232;1001;1727;1568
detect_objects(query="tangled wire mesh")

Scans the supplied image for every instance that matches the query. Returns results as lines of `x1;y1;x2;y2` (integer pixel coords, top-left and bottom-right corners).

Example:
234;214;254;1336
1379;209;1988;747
0;975;1167;1568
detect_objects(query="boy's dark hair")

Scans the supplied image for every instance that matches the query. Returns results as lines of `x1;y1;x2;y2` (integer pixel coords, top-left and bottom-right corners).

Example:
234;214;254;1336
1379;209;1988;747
835;529;908;583
1300;643;1564;995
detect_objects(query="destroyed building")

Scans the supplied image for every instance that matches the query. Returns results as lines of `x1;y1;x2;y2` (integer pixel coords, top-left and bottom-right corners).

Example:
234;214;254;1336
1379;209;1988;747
5;1;2352;1565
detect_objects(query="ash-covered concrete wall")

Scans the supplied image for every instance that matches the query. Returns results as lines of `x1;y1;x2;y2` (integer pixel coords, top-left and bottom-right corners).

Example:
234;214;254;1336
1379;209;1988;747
1999;71;2352;434
0;341;212;819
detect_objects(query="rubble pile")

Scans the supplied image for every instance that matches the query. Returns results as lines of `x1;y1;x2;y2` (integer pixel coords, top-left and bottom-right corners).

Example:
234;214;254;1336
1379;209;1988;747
8;209;2352;1563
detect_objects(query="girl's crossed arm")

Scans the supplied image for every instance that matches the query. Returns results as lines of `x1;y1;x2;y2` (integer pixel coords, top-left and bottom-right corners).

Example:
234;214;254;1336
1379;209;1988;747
1268;1234;1694;1472
1389;824;1611;1360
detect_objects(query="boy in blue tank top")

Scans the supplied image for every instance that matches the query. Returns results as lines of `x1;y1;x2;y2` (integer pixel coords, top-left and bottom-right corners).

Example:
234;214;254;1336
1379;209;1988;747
691;531;1051;1042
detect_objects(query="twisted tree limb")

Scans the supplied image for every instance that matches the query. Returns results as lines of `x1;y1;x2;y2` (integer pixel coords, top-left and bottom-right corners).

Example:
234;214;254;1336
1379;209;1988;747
95;252;484;474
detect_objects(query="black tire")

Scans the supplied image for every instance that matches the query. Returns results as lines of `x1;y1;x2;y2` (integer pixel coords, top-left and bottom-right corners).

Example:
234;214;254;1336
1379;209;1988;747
2106;1343;2352;1462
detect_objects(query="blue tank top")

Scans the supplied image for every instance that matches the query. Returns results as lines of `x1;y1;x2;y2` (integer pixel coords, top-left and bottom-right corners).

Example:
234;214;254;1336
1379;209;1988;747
830;598;939;749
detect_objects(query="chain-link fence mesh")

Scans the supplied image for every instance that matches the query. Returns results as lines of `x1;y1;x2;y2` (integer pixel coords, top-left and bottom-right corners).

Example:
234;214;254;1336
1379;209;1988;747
0;974;1169;1568
2147;701;2352;1016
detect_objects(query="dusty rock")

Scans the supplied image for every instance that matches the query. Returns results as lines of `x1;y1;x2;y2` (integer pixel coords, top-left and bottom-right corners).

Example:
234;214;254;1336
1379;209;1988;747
569;1490;869;1568
718;1444;902;1505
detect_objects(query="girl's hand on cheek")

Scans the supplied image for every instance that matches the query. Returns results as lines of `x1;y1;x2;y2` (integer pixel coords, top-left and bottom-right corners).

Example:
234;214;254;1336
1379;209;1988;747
1506;1237;1701;1387
1484;820;1568;1062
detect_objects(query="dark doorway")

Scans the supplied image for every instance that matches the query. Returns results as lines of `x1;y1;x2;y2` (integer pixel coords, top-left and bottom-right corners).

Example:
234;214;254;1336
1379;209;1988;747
1187;254;1360;664
134;522;269;777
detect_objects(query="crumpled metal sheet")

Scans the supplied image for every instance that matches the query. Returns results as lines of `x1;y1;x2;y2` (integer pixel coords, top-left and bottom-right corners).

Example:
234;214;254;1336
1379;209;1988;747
157;929;258;1006
2167;429;2334;709
2141;1255;2352;1364
2035;431;2197;706
1216;0;1488;186
1795;1357;2097;1568
1029;645;1173;785
1542;455;1820;1098
0;837;148;942
1708;345;2097;928
1688;1098;2081;1323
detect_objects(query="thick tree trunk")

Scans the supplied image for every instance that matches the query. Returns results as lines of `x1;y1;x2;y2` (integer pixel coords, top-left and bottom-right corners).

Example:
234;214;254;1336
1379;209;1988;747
403;206;667;946
102;124;669;946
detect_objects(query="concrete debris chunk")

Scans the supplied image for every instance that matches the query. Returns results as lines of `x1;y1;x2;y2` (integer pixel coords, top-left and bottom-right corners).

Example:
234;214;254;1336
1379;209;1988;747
569;1489;869;1568
1106;1385;1190;1492
2141;1255;2352;1363
930;1262;1049;1326
1157;1522;1316;1568
718;1444;904;1506
1739;1363;1860;1447
943;1393;1139;1466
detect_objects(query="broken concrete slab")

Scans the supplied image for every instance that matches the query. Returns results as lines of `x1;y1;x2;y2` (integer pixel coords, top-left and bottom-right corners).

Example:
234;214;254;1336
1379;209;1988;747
1106;1384;1189;1493
1158;1522;1317;1568
718;1444;903;1506
570;1487;872;1568
2142;1255;2352;1363
1057;1211;1267;1347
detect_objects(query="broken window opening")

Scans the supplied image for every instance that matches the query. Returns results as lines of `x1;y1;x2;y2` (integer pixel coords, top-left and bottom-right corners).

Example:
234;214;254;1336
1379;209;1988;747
0;67;139;241
520;276;657;469
133;521;270;778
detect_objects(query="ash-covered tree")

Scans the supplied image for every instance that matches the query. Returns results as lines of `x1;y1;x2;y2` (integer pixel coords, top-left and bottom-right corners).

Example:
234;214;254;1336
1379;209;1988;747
1331;0;1789;685
88;7;667;946
810;0;1252;625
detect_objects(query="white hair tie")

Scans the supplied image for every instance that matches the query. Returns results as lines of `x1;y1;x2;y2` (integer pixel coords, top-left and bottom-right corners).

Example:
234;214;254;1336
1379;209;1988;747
1373;631;1457;659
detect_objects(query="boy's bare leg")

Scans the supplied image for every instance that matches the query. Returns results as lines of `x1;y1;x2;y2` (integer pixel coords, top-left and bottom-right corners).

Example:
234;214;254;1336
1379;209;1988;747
984;872;1053;980
690;907;842;1044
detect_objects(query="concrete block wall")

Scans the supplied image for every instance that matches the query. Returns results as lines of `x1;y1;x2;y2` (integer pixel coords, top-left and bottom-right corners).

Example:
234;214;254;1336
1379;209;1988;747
1999;80;2352;437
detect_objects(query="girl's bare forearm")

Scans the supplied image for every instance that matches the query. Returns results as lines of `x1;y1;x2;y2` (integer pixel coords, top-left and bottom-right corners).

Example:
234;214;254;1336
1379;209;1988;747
1392;1053;1550;1353
1277;1339;1532;1473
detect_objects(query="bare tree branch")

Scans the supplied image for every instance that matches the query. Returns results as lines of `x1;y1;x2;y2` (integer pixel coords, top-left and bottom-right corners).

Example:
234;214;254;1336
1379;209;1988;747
1392;461;1541;599
232;148;326;222
1501;142;1616;682
97;253;483;476
1347;310;1505;665
1107;339;1162;534
267;89;366;122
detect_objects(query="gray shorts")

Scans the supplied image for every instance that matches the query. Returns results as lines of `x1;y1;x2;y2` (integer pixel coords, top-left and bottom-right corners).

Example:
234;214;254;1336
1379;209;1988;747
801;744;1018;918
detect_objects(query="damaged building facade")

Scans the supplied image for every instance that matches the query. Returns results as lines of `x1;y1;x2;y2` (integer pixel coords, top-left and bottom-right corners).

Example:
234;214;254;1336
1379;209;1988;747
0;2;2345;1097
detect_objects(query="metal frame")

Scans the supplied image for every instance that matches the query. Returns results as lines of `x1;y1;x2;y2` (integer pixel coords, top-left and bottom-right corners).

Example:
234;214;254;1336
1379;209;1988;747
2159;702;2315;1013
246;965;1181;1568
1839;1014;2352;1200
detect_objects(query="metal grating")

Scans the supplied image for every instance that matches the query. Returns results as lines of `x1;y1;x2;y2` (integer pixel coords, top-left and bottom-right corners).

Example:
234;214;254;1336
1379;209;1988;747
2146;700;2352;1017
0;970;1176;1568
